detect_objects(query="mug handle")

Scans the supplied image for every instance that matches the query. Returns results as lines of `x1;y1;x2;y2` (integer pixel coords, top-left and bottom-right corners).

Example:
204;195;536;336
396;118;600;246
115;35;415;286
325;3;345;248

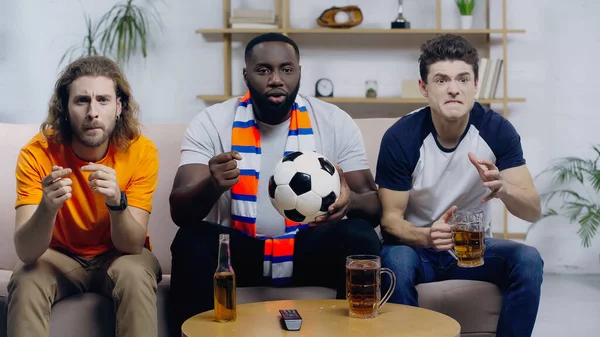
378;268;396;309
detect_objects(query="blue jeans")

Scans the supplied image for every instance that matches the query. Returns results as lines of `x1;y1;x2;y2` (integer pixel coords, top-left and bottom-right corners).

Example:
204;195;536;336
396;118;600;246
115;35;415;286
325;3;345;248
381;238;544;337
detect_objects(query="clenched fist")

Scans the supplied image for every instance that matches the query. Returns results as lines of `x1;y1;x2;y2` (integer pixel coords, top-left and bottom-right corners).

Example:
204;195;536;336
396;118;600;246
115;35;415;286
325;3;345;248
429;205;457;251
209;151;243;190
41;165;73;211
82;163;121;206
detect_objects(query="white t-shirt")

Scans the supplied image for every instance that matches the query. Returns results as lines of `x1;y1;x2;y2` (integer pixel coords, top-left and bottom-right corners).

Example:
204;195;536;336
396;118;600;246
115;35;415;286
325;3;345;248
179;94;370;237
375;103;526;237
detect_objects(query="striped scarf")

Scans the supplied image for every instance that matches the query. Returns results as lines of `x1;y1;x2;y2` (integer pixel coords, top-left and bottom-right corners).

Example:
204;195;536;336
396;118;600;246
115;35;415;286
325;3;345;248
230;91;315;285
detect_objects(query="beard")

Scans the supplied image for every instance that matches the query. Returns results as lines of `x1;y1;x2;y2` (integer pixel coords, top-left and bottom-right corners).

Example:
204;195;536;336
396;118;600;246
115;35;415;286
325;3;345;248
70;119;115;148
248;80;300;125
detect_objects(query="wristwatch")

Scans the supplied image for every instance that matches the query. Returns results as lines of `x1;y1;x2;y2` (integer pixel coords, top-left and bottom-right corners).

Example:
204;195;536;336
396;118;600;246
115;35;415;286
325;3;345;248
106;191;128;211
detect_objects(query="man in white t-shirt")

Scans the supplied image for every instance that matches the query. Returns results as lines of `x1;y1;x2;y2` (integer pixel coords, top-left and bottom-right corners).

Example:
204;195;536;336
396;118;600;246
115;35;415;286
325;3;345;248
376;34;543;337
167;33;381;331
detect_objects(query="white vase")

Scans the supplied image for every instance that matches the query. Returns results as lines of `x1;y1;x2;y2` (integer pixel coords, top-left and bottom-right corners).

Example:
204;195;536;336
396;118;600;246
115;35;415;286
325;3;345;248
460;15;473;29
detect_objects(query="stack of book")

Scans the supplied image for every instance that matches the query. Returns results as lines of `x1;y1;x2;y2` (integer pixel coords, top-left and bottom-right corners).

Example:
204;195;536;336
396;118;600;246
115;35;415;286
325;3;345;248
475;58;504;100
229;9;278;29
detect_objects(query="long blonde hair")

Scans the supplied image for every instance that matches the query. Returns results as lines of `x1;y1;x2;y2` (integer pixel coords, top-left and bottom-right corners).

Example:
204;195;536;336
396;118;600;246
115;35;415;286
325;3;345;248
41;56;140;151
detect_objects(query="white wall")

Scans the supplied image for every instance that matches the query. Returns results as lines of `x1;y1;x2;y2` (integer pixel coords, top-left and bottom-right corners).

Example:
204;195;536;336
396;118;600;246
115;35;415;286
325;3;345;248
1;0;599;273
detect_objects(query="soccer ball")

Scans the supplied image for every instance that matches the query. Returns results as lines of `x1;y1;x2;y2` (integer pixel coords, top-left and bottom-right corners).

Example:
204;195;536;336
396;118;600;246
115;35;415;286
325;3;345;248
268;151;341;223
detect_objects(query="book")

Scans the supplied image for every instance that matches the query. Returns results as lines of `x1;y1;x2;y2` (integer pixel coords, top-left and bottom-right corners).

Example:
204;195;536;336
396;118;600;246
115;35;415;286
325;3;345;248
230;23;279;29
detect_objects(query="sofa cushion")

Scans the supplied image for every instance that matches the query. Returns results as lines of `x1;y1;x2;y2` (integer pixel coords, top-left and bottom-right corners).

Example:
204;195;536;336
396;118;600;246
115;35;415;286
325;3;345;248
141;124;188;275
0;270;7;337
354;118;400;174
417;280;501;334
0;269;10;298
0;124;37;271
237;286;337;304
48;292;115;337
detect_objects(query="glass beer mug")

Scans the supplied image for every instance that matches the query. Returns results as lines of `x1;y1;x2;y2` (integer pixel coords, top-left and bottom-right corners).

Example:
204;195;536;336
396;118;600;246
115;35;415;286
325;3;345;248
345;255;396;318
448;209;485;268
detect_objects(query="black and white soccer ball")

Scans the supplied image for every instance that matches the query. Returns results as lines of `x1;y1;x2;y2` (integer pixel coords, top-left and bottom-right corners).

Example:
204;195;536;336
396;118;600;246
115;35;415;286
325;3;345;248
268;151;341;223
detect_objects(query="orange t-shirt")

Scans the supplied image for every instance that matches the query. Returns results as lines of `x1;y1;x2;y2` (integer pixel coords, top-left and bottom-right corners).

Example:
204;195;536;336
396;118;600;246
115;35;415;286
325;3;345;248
15;131;159;258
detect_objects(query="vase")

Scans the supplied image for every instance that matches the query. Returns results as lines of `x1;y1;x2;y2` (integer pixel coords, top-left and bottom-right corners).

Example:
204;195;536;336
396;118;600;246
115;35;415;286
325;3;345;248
460;15;473;29
365;80;378;98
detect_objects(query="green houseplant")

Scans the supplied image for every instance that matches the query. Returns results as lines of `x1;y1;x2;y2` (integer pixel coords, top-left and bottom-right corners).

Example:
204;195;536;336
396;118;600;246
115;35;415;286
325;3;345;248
59;0;163;69
535;145;600;248
58;14;102;69
455;0;475;16
455;0;475;29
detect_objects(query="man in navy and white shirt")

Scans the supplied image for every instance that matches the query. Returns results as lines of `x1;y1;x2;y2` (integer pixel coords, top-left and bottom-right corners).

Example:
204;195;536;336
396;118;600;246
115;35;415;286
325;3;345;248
376;34;543;337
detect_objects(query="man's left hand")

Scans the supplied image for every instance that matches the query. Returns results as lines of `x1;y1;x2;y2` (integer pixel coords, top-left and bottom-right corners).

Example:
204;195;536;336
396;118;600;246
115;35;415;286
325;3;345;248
82;163;121;206
468;152;506;203
310;164;352;226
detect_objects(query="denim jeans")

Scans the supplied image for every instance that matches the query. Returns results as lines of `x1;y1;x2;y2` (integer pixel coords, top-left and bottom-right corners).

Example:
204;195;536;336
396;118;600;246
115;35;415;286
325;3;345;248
381;238;544;337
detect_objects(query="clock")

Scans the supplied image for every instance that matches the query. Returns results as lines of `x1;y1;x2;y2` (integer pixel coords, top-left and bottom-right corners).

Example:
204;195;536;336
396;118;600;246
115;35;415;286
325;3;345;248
315;78;334;97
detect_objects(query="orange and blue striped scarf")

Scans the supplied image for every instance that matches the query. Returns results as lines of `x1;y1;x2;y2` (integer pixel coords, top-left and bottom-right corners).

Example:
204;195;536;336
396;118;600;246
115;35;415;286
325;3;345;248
231;91;314;285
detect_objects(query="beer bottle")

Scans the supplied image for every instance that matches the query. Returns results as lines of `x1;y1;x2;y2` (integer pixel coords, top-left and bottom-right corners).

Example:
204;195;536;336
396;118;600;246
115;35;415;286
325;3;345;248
213;233;236;322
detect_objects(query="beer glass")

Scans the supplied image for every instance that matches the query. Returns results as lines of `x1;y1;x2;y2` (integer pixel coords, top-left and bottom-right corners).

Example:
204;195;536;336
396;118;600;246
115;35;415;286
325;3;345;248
449;209;485;268
345;255;396;318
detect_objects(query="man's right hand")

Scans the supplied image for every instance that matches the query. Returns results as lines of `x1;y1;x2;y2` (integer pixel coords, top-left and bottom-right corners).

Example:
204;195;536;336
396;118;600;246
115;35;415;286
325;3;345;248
41;165;73;211
208;151;243;190
429;205;457;251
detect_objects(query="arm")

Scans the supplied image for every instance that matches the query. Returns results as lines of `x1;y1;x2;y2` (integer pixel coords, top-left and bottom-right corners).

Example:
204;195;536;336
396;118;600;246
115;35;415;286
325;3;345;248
169;151;242;227
475;116;540;222
14;165;73;264
468;153;541;222
169;164;225;227
109;206;149;254
312;109;381;226
344;169;381;226
82;163;151;254
379;188;457;250
378;188;431;248
169;111;240;227
83;139;160;254
498;165;541;222
14;204;57;264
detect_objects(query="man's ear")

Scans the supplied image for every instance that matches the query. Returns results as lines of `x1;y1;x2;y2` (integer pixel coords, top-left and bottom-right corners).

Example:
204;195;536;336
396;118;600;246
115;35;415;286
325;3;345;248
243;68;248;87
116;97;122;117
418;79;428;98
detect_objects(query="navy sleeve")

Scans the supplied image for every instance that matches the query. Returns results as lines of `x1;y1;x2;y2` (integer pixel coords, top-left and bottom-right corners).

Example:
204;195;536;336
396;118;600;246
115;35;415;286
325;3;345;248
479;110;526;171
375;130;411;191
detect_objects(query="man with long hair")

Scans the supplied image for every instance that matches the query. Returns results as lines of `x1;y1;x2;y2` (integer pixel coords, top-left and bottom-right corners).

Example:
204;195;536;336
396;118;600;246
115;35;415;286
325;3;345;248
7;56;161;337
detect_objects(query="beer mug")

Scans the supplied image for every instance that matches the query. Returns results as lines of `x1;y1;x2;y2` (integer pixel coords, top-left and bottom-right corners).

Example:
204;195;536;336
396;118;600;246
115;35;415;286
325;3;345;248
448;209;485;268
345;255;396;319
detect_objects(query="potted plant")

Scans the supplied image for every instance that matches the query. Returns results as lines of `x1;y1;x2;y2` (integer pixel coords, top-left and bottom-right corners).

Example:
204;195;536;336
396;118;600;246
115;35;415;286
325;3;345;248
58;14;102;70
455;0;475;29
535;145;600;248
59;0;163;69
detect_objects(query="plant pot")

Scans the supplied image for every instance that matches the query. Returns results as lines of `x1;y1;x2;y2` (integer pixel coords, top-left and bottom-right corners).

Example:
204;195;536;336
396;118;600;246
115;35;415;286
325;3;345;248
460;15;473;29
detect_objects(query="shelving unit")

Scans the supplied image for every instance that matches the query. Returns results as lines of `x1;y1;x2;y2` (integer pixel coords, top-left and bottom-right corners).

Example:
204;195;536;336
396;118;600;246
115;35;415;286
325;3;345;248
195;0;526;240
197;95;526;105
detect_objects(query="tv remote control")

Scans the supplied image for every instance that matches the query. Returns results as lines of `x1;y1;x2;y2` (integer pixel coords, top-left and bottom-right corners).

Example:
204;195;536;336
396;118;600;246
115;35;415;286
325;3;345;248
279;309;302;331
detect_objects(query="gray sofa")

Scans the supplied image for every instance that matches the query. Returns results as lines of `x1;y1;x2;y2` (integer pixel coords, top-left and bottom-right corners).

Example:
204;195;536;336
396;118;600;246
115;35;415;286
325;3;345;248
0;121;501;337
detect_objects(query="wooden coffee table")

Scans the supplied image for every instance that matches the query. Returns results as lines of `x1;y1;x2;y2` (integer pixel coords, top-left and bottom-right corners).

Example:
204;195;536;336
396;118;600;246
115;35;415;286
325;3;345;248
181;299;460;337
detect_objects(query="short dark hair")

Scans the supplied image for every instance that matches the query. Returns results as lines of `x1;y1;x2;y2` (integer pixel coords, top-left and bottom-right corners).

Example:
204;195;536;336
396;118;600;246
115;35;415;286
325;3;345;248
244;32;300;62
418;34;479;84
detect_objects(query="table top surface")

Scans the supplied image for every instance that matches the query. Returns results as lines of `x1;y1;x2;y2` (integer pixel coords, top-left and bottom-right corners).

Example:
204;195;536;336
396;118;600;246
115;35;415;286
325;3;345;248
181;299;461;337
